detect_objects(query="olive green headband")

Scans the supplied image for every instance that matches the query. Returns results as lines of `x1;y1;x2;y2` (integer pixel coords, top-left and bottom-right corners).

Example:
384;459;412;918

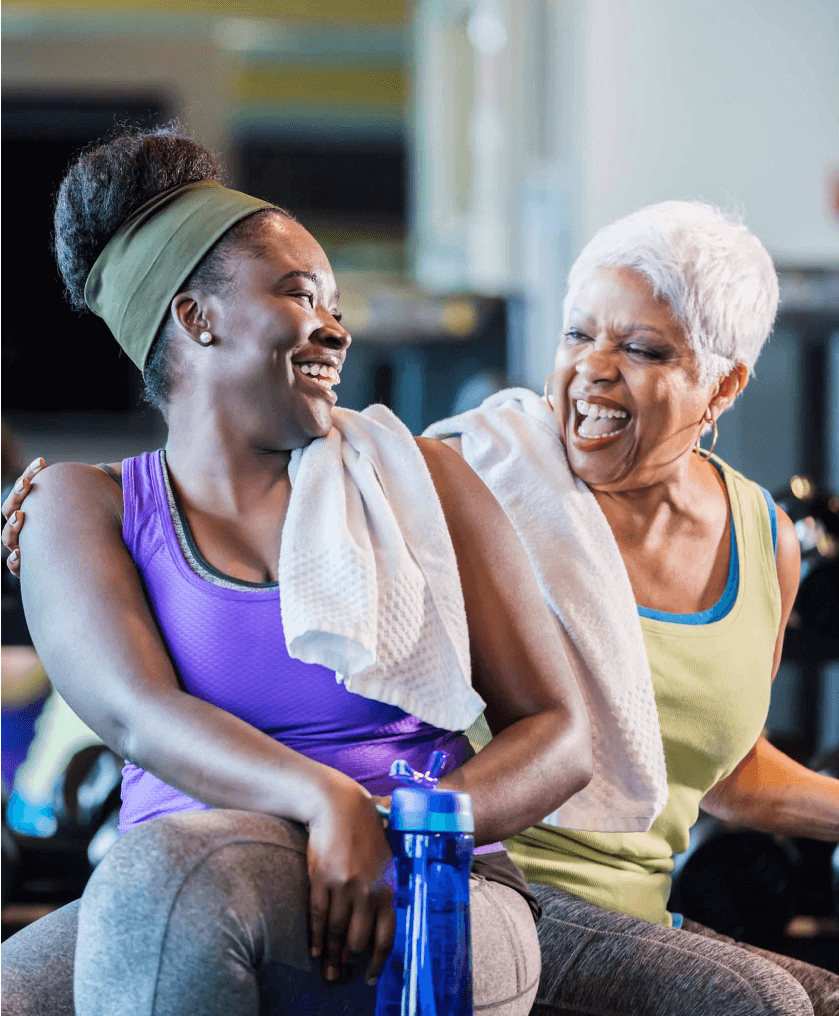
84;180;275;372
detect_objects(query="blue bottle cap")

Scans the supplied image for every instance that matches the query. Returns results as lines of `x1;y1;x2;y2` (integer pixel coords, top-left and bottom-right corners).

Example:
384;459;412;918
388;784;474;834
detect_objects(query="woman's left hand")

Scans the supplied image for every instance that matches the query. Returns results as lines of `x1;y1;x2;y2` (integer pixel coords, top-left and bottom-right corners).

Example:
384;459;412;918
2;457;46;575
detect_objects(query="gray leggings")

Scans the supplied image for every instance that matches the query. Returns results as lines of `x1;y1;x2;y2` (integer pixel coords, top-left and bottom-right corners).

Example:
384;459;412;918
1;809;539;1016
530;883;839;1016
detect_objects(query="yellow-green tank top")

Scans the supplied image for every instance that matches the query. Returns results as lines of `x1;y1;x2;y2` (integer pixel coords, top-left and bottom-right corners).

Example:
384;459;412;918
505;457;782;926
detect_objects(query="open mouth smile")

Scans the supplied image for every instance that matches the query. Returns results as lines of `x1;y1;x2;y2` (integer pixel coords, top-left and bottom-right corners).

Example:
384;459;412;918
571;398;632;445
293;360;341;394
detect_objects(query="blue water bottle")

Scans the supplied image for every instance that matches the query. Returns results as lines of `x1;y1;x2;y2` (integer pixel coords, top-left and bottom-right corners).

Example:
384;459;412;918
375;751;474;1016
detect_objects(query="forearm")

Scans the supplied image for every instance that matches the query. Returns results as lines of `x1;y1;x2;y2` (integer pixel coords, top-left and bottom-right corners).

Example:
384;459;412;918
438;707;591;845
122;685;367;826
702;736;839;842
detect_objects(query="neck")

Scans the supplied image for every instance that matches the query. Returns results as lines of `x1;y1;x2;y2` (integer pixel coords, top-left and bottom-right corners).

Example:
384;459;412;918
591;450;722;536
163;398;292;515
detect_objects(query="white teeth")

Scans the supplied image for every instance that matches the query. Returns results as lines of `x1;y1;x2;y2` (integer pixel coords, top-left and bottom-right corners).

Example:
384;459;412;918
578;426;625;439
297;362;340;384
575;399;628;420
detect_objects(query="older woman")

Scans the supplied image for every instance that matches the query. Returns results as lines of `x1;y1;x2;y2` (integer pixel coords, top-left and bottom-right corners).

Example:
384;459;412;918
0;126;592;1016
426;202;839;1015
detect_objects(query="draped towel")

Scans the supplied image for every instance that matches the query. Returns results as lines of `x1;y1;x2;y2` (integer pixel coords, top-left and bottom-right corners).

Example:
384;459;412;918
425;389;668;832
282;404;484;732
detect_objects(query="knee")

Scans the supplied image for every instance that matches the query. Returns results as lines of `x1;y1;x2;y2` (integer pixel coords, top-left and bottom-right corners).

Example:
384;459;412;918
0;906;77;1016
745;959;814;1016
85;810;308;913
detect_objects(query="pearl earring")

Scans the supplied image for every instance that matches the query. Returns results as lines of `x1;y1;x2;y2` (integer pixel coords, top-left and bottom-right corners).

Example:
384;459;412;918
198;330;213;346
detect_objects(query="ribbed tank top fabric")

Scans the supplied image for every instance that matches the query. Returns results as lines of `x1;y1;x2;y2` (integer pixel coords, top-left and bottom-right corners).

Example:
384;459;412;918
117;451;477;835
506;456;782;926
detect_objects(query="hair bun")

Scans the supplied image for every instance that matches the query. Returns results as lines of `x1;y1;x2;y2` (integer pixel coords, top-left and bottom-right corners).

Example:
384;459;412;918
53;124;222;311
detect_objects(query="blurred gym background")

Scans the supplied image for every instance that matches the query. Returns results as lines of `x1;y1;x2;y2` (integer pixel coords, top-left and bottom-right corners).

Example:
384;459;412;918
3;0;838;967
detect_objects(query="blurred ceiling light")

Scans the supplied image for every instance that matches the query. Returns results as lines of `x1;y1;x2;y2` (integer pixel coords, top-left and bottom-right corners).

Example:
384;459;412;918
790;475;813;499
466;9;508;57
441;298;479;337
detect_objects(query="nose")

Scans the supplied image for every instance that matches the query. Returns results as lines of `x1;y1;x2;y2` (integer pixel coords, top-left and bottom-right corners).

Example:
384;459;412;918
575;342;619;384
315;313;352;353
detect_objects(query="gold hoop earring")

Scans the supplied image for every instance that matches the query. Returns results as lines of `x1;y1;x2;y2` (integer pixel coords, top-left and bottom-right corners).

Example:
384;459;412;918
695;415;718;460
544;373;555;412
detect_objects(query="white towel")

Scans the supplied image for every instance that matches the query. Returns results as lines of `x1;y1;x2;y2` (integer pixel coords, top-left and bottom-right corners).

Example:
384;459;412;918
281;403;485;733
425;389;668;832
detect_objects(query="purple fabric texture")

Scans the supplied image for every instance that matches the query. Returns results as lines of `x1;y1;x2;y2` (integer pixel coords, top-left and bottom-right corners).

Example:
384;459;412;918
118;452;478;835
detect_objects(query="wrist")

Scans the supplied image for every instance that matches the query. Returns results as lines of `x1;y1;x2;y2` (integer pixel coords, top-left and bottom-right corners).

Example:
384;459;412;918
299;764;370;827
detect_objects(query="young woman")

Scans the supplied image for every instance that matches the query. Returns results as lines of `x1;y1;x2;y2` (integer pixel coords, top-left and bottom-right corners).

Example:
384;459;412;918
0;126;591;1016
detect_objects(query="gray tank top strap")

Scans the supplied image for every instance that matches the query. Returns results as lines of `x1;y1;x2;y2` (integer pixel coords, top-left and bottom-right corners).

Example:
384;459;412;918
96;463;123;488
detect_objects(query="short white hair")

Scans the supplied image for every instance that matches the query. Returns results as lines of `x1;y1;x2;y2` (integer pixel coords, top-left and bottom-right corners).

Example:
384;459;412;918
562;201;779;384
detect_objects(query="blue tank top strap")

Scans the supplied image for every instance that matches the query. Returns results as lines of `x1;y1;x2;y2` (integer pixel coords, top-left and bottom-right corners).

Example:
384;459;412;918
758;486;777;557
637;460;739;626
637;513;738;625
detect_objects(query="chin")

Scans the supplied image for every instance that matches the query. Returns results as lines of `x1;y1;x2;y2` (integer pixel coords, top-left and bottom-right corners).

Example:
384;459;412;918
312;403;336;435
567;448;631;489
298;403;335;443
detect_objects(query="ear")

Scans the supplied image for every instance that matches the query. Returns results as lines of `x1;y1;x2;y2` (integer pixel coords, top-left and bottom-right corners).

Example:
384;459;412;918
711;362;748;417
170;292;213;347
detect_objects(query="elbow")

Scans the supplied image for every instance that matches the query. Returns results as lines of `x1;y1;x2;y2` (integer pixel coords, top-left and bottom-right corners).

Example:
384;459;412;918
99;706;141;767
115;720;137;767
537;703;593;811
566;711;593;797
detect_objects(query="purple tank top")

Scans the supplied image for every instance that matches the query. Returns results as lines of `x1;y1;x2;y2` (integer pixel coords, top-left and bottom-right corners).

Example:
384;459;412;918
118;451;479;835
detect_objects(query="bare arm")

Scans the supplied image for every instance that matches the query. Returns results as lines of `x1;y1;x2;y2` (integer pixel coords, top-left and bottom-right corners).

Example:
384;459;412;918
417;438;592;844
19;464;356;818
701;734;839;840
18;463;393;982
701;506;839;841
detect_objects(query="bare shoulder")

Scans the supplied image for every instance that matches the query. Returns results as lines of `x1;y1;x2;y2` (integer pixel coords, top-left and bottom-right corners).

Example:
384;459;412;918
440;435;464;456
414;436;508;530
774;504;800;612
22;461;123;527
415;437;481;493
415;435;463;467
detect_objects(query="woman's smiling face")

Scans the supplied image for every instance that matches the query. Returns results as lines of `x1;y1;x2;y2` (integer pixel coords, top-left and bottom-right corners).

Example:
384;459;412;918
552;266;718;491
198;214;351;450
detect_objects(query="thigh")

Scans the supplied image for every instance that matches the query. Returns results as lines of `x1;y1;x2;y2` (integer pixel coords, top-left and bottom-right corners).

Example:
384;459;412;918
1;898;79;1016
681;918;839;1016
530;884;813;1016
470;877;540;1015
74;809;324;1016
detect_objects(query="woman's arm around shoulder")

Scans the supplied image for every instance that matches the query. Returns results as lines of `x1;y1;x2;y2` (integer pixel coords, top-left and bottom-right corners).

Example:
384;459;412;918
415;437;592;844
18;461;396;982
702;505;839;841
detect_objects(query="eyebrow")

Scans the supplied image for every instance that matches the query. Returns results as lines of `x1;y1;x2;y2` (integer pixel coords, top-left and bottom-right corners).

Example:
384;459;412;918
617;322;664;336
568;309;664;337
277;270;340;304
567;308;596;325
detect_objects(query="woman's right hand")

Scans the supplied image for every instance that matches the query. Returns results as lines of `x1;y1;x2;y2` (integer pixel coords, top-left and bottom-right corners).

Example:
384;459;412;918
2;457;45;575
306;776;395;986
